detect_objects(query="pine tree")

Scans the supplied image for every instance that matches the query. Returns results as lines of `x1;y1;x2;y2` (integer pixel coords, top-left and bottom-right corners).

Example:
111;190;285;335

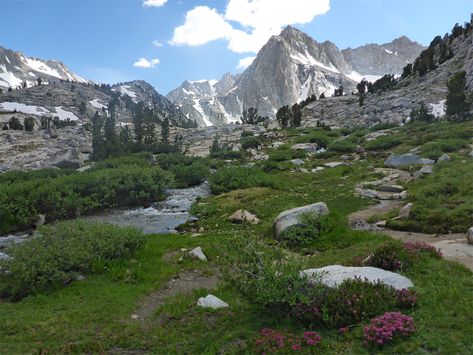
446;71;471;120
91;111;104;160
24;117;34;131
276;105;291;129
161;118;170;144
132;102;146;144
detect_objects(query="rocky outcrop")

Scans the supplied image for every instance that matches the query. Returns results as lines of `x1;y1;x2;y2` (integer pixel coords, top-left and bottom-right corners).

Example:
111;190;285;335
274;202;329;238
197;295;229;309
302;265;414;290
228;210;260;225
384;154;434;168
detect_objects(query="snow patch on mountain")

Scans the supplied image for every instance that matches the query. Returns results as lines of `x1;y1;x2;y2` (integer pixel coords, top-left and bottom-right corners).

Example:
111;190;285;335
113;85;137;100
430;100;446;118
0;101;49;115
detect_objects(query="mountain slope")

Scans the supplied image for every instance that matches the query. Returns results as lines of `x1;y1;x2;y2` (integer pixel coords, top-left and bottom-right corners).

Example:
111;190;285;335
167;27;425;126
301;18;473;127
0;46;89;90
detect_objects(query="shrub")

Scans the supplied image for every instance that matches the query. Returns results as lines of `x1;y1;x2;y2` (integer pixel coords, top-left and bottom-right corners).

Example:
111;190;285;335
364;242;410;271
294;131;331;148
240;136;262;150
365;136;403;151
328;140;356;153
277;212;331;246
292;279;399;328
0;164;170;234
269;148;306;162
403;242;442;258
170;160;209;187
210;149;246;160
421;138;468;159
210;167;278;194
254;328;321;353
363;312;415;348
0;221;144;300
396;289;417;309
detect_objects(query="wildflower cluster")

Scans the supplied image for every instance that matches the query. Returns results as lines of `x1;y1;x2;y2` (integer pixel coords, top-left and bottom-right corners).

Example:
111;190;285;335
403;242;442;258
255;328;321;353
363;312;415;347
396;289;417;308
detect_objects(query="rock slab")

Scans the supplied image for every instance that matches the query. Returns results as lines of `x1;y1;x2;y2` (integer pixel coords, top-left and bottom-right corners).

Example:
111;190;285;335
302;265;414;290
274;202;329;238
228;210;260;225
197;295;229;309
384;153;434;168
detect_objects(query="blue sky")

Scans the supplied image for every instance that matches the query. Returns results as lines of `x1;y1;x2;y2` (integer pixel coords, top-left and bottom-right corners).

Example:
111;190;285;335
0;0;472;94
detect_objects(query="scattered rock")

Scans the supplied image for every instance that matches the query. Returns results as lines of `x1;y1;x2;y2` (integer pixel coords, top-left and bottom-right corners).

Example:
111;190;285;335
197;294;229;309
467;227;473;245
188;247;208;261
76;274;86;281
35;213;46;228
292;143;318;154
228;210;260;225
384;153;434;168
0;252;11;261
324;162;346;168
400;191;408;200
274;202;329;238
77;165;92;172
418;165;433;174
290;159;305;166
397;203;413;219
131;314;139;320
376;185;404;193
0;234;29;248
311;167;325;173
437;153;451;162
302;265;414;290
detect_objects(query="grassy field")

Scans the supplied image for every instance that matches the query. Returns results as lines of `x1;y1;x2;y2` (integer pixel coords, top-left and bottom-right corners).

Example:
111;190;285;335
1;121;473;353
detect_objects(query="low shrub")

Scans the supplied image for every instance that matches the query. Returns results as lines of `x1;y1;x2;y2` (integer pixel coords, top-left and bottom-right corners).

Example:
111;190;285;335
396;289;417;309
210;166;278;194
254;328;321;353
269;148;306;162
0;221;144;300
328;140;356;153
240;136;262;150
365;136;403;151
292;279;399;328
0;165;170;234
363;312;415;348
294;131;331;148
277;212;331;246
421;138;468;159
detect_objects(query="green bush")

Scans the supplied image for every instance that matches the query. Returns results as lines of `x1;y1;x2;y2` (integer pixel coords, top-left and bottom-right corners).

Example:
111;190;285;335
170;160;209;188
209;166;278;194
421;138;468;159
277;212;331;246
269;148;306;162
240;136;262;150
210;150;246;160
0;165;170;234
0;221;144;300
294;131;331;148
365;136;403;151
328;140;357;153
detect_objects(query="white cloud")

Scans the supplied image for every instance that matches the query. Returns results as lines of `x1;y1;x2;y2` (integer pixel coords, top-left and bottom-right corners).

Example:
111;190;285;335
133;58;161;68
169;6;233;46
143;0;168;7
170;0;330;53
237;56;256;70
152;40;163;47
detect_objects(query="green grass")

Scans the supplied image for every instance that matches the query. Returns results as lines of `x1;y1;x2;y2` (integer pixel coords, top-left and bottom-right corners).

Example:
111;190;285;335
1;121;472;353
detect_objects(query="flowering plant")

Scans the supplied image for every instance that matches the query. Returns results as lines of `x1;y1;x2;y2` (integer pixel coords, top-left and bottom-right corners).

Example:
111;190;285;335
363;312;415;347
255;328;321;353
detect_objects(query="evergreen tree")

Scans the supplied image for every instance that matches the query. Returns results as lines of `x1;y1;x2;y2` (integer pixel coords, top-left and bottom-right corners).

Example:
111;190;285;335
24;117;34;131
119;125;133;152
401;63;413;79
91;111;104;160
410;102;435;123
290;103;302;128
446;71;471;120
319;92;326;99
132;102;146;144
79;101;87;115
276;105;291;129
9;116;23;130
240;107;266;124
161;118;170;143
334;85;344;97
211;133;221;153
37;77;42;86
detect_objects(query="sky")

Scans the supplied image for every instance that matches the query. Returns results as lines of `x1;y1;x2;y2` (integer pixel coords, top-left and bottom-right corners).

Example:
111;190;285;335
0;0;472;94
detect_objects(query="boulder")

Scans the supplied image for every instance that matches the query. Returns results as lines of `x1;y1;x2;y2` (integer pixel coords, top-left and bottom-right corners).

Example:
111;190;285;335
228;210;260;225
302;265;414;290
76;165;92;173
35;214;46;228
467;227;473;245
274;202;329;238
311;167;325;173
437;153;451;162
292;143;318;154
384;153;434;168
51;148;83;169
397;203;413;219
188;247;208;261
197;295;229;309
291;159;305;166
0;252;11;261
418;165;433;174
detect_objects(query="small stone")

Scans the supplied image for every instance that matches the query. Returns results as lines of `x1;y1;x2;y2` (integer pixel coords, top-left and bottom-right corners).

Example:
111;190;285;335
466;227;473;245
376;184;404;193
131;314;139;320
291;159;305;166
76;275;86;281
437;153;451;162
188;247;208;261
198;227;205;233
35;214;46;228
197;295;229;309
418;165;433;174
0;252;11;261
228;210;261;225
311;167;325;173
397;203;413;219
324;162;346;168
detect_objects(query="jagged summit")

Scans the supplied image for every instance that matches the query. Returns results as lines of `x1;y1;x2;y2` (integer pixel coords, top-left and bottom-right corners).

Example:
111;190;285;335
167;26;425;125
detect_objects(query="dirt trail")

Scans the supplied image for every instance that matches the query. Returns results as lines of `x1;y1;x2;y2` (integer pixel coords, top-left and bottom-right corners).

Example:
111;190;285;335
131;269;220;323
349;201;473;271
